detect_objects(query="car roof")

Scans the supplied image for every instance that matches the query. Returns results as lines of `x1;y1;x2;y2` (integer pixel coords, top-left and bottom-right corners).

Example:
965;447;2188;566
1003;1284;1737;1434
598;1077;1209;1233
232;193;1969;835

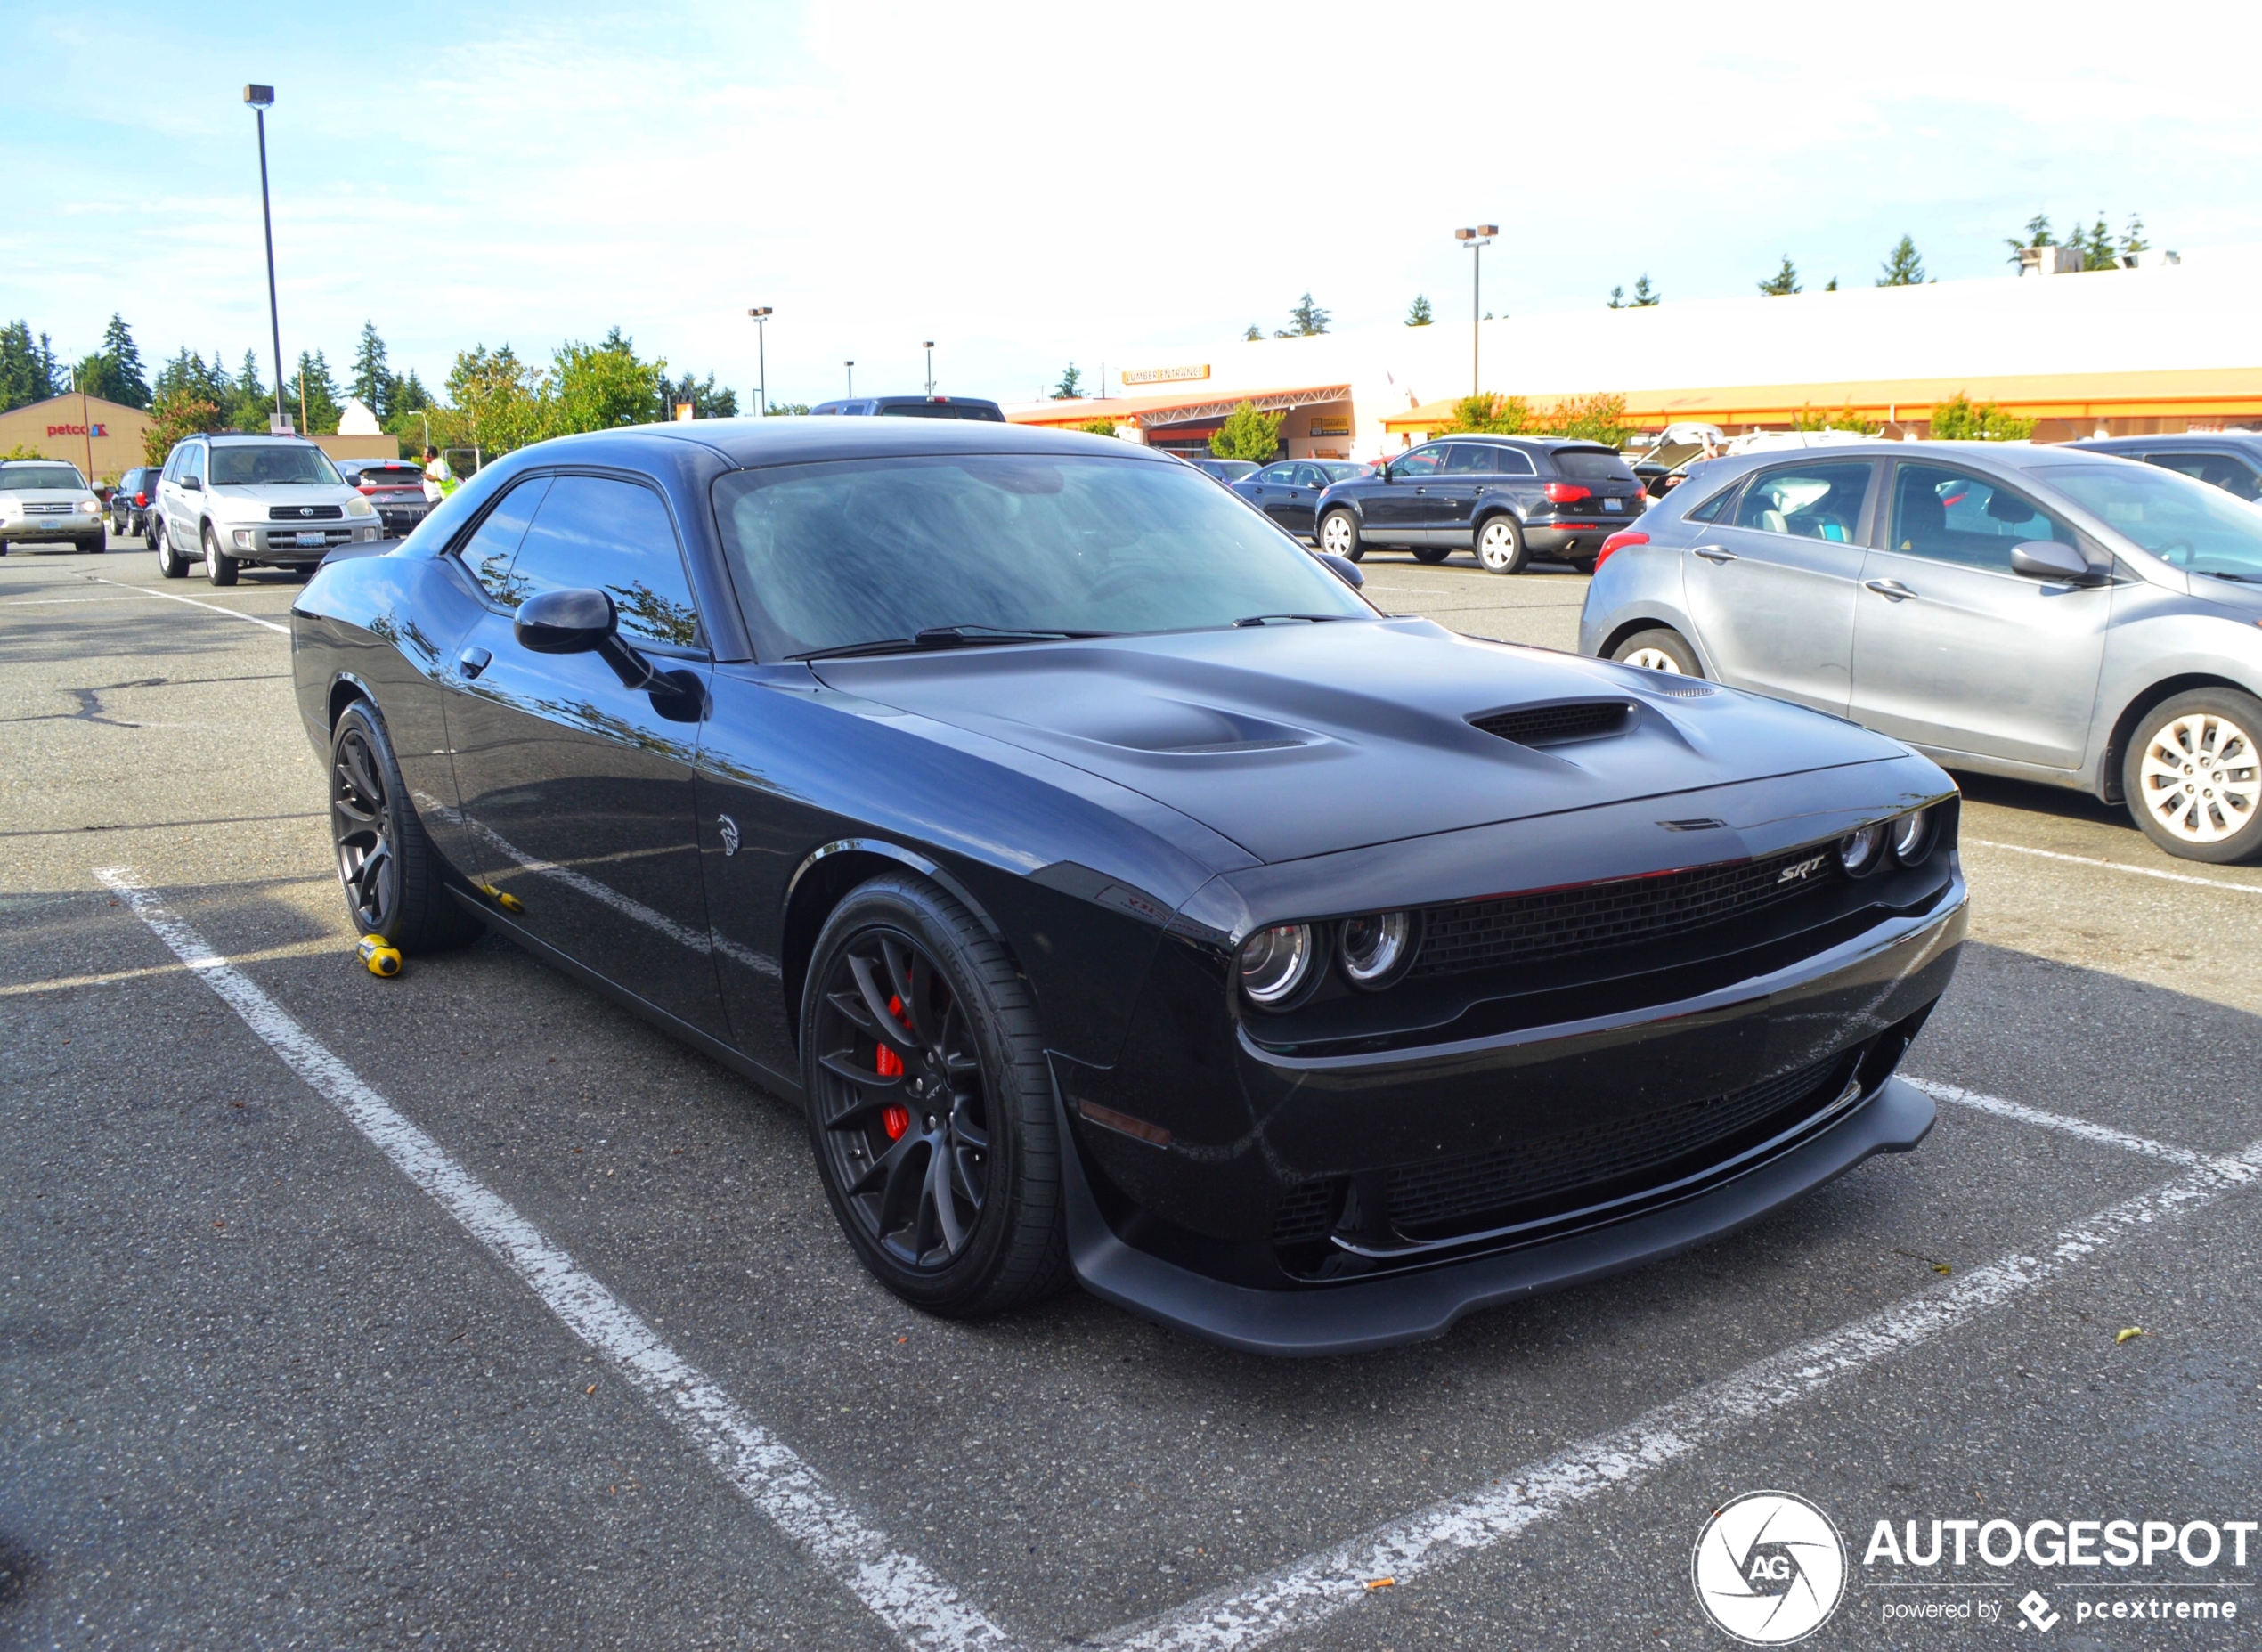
2074;433;2262;451
203;433;323;446
510;415;1177;471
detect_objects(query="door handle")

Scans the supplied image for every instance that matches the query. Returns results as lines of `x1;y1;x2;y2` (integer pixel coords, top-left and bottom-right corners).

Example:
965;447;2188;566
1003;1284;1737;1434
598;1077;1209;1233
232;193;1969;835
1692;545;1737;564
1864;579;1917;601
457;646;492;680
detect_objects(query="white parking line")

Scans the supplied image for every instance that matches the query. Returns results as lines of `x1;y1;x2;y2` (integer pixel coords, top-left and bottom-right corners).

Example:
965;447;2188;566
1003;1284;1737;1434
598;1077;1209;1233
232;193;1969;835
0;596;147;606
1100;1122;2262;1651
94;866;1013;1652
1905;1076;2257;1178
1964;837;2262;898
87;575;291;634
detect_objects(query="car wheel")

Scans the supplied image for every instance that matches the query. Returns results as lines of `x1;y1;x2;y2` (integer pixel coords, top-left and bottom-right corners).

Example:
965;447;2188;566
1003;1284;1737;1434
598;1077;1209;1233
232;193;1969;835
1476;515;1528;575
330;698;484;950
801;874;1068;1318
1411;544;1452;565
201;522;238;586
83;532;105;555
1318;509;1364;563
1611;627;1703;676
153;519;187;579
2122;688;2262;863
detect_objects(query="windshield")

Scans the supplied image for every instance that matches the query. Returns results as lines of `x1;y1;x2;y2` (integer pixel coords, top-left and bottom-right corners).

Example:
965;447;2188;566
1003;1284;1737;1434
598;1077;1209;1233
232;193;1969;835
2046;463;2262;581
1552;449;1635;481
0;464;87;491
209;444;344;486
712;453;1372;658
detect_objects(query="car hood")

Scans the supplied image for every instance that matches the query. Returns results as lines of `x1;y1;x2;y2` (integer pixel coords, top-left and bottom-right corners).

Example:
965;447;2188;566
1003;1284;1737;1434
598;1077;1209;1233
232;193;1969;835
1;488;96;505
207;484;362;517
812;617;1912;863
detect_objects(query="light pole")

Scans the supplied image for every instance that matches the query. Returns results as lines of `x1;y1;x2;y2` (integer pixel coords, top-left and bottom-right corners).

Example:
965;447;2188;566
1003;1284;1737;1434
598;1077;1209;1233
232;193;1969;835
845;361;855;398
244;85;289;434
1454;224;1498;396
746;307;771;416
923;340;935;398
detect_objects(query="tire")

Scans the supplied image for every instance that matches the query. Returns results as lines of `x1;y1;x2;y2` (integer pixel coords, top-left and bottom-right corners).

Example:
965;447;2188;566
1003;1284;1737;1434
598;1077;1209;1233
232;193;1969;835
330;698;485;951
82;533;105;555
1411;543;1452;565
1610;627;1703;677
202;521;238;586
1317;509;1364;563
1475;514;1528;575
2121;688;2262;863
801;873;1069;1318
153;518;188;579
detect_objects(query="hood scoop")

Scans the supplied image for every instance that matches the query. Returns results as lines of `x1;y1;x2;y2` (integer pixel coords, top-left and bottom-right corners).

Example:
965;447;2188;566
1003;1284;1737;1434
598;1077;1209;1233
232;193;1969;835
1469;699;1634;748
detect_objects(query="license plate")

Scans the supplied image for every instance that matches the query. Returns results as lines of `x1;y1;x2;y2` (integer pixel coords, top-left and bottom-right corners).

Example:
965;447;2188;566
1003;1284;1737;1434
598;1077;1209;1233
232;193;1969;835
296;532;328;547
1603;498;1624;512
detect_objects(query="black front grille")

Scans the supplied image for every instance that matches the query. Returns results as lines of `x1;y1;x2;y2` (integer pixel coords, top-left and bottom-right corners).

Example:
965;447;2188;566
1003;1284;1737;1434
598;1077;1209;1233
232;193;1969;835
1470;700;1632;747
1383;1052;1849;1235
268;503;344;521
1271;1178;1340;1245
1411;844;1841;980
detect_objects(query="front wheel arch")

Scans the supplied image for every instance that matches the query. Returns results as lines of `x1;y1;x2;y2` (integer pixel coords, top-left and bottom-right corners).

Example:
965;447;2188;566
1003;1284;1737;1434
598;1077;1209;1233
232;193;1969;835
1599;615;1699;665
2097;673;2261;804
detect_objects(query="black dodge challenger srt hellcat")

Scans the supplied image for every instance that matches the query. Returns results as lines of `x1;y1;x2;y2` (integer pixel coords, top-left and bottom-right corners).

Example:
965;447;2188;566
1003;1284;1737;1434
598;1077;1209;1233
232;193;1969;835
291;417;1966;1355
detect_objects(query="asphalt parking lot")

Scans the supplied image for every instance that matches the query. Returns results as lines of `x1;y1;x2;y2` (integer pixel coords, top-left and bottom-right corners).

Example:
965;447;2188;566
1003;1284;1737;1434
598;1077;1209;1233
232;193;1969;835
6;538;2261;1648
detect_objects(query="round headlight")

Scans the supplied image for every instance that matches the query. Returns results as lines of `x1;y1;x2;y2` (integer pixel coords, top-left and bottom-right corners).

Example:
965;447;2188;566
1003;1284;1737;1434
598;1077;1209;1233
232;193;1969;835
1338;911;1414;989
1890;807;1936;865
1238;923;1314;1007
1837;823;1887;877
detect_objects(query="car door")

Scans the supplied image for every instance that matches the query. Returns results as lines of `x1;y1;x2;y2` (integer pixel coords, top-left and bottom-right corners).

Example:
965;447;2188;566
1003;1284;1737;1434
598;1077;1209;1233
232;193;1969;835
1244;461;1300;530
443;470;727;1039
1364;444;1447;543
1432;444;1511;549
1679;458;1878;714
1280;463;1334;536
165;443;203;546
1848;460;2111;770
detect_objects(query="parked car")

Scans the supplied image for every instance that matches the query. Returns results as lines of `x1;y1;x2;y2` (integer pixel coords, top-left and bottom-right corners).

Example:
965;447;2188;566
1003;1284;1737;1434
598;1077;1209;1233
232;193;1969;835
336;456;440;538
2071;432;2262;505
151;435;384;586
1230;459;1375;538
1179;456;1259;484
0;459;105;554
1315;436;1646;573
810;395;1007;422
290;416;1964;1354
1580;442;2262;863
107;466;163;539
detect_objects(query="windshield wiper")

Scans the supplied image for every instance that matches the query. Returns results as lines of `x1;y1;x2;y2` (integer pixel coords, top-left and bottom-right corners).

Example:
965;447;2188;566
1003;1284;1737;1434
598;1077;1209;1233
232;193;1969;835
1232;613;1349;627
790;624;1114;662
2193;568;2261;583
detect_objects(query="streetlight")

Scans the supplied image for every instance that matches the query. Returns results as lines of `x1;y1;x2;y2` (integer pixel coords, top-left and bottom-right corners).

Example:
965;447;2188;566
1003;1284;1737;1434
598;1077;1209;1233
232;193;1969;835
746;307;771;417
1454;224;1499;397
244;84;289;434
923;340;935;398
845;360;855;398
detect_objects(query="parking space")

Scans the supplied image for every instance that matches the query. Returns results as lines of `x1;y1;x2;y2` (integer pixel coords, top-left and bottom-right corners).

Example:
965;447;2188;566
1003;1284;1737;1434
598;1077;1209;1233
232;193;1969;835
7;543;2260;1647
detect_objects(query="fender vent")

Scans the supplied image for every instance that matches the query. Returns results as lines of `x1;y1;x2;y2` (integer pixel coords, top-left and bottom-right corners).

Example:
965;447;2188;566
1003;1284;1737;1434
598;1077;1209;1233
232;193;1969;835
1469;700;1633;747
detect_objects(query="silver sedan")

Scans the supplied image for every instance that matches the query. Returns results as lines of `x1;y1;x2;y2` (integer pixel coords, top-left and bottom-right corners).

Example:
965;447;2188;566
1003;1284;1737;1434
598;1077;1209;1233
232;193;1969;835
1578;441;2262;864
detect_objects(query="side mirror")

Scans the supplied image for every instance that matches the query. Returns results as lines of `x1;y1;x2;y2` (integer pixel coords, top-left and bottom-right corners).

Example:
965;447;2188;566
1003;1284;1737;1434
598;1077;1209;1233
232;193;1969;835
515;586;615;653
1378;465;1394;484
181;476;201;492
1316;551;1365;590
2009;541;2098;584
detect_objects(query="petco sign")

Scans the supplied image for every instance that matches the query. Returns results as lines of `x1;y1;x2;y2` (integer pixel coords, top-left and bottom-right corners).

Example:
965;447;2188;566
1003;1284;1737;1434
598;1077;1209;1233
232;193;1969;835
47;422;107;438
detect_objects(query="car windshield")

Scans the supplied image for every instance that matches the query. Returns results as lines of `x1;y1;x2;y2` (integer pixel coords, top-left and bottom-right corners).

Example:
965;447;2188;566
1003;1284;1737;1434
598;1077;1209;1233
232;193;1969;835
209;444;344;486
2046;463;2262;581
712;453;1372;657
0;464;86;491
1552;449;1636;481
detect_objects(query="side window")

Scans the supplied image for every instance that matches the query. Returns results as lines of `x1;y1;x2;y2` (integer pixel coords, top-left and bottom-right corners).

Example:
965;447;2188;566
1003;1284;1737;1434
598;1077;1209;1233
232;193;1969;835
454;476;552;605
181;445;205;484
1731;461;1874;542
1684;478;1742;523
1256;462;1295;484
1292;463;1329;488
2147;452;2262;503
509;476;702;650
1491;446;1535;476
1442;444;1501;476
1889;464;2074;572
1394;446;1447;479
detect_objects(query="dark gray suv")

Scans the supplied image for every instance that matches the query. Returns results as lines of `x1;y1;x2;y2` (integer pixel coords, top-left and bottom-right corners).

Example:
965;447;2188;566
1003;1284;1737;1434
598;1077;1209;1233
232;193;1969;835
1314;435;1644;573
2071;433;2262;504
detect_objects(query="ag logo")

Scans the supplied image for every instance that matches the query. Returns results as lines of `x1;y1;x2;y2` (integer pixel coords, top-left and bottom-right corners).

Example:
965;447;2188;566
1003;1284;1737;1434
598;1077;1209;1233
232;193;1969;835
1692;1491;1845;1644
1776;855;1825;884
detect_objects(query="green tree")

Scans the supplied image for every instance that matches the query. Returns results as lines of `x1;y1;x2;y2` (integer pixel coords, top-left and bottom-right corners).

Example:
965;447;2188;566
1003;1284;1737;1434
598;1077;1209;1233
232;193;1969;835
142;385;224;465
1824;277;1839;292
1607;286;1625;310
289;350;343;434
1876;235;1926;286
1630;274;1659;307
153;347;230;407
229;350;273;432
1078;417;1119;438
550;330;666;434
350;321;395;420
1930;392;2035;442
1052;363;1084;399
1441;392;1535;435
1242;324;1262;342
2120;214;2149;259
1276;293;1330;337
763;401;811;418
1209;400;1284;461
1405;294;1434;326
664;370;738;419
1758;256;1801;297
445;344;549;456
73;314;150;408
1;321;61;411
1539;392;1631;447
2078;213;2117;271
2006;212;2055;264
1791;403;1872;434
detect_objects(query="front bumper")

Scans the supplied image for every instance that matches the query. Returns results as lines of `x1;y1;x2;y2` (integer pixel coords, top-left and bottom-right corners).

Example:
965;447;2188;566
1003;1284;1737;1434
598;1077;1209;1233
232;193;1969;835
2;514;102;541
219;520;381;560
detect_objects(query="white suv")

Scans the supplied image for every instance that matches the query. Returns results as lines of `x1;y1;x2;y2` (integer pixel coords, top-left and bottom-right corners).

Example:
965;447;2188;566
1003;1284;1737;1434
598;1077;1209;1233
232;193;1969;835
151;435;382;585
0;460;106;555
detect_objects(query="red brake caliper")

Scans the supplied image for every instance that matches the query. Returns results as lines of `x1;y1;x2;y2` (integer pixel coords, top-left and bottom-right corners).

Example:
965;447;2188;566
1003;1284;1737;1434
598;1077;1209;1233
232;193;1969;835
877;993;912;1140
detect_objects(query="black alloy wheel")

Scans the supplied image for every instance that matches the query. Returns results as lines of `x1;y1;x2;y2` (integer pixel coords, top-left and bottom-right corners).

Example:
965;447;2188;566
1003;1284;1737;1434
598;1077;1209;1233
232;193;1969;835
328;699;483;950
802;875;1067;1315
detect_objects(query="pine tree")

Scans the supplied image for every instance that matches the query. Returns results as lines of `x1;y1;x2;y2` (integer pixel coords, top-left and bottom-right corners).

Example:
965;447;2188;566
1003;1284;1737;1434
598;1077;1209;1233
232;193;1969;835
0;321;53;411
1242;324;1262;342
1276;293;1330;337
1607;286;1624;310
1051;363;1083;400
1758;256;1801;297
351;321;392;420
293;349;343;435
2120;214;2149;259
1824;277;1839;292
1876;234;1925;287
76;314;151;408
1405;294;1434;326
1630;274;1659;307
2006;214;2054;265
2079;213;2116;271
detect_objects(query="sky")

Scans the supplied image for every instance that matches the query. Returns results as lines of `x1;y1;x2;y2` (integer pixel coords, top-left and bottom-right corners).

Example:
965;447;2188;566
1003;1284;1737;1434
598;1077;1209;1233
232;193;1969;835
8;1;2262;411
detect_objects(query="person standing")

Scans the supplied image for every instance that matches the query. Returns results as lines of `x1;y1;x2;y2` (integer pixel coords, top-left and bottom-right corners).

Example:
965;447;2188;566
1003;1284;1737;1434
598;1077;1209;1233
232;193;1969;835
421;444;456;498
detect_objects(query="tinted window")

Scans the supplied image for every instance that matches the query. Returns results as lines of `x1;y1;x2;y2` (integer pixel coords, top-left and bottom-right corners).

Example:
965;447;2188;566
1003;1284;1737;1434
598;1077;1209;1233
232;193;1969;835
1551;448;1635;481
1733;461;1874;542
208;444;341;485
1394;447;1446;479
1442;444;1502;476
509;476;702;649
1292;464;1330;488
712;453;1371;659
1256;462;1297;484
875;401;1006;422
2046;462;2262;581
1889;464;2071;572
1681;476;1740;522
454;476;552;603
2146;452;2262;502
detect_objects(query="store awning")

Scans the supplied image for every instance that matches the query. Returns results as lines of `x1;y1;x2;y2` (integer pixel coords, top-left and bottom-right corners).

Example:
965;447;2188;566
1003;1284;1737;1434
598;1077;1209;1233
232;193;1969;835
1005;384;1351;430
